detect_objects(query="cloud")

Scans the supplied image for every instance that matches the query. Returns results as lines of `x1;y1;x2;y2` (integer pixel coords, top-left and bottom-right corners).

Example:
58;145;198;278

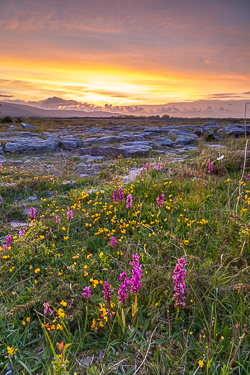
0;94;13;97
208;93;245;99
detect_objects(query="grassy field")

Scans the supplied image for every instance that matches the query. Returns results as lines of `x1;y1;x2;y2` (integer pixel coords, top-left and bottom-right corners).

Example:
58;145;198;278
0;121;250;374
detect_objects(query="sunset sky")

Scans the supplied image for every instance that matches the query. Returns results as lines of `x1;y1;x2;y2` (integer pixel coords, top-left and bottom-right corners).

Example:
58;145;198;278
0;0;250;115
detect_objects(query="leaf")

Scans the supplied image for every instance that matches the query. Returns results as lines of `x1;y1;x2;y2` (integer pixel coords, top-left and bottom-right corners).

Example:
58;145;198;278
153;339;167;344
17;360;32;375
207;358;213;369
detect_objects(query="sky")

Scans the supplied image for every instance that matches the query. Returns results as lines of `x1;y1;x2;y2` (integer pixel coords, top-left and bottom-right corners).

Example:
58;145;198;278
0;0;250;116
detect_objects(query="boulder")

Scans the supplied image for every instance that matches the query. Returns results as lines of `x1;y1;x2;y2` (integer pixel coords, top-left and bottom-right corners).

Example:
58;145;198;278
79;146;127;158
8;125;20;131
21;123;37;130
60;136;83;150
98;136;123;144
5;139;59;154
154;137;174;147
119;144;152;156
168;130;199;139
175;136;195;146
224;124;250;136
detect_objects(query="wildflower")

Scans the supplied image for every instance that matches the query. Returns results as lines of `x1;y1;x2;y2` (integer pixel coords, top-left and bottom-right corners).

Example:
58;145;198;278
43;302;54;315
6;235;12;247
156;194;164;208
7;346;17;356
130;254;142;293
67;210;73;220
110;236;117;248
82;286;91;298
34;268;40;273
118;188;124;202
208;162;213;174
118;272;130;304
103;281;113;306
29;207;36;219
247;174;250;180
19;229;25;237
60;300;67;307
145;162;149;172
198;360;204;368
56;324;63;330
99;252;104;258
26;317;30;322
56;216;60;223
57;308;65;319
126;194;132;210
172;258;187;307
157;162;161;171
112;190;119;203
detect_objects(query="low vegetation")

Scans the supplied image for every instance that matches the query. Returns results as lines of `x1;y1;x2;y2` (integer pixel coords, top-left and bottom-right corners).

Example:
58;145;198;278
0;122;250;374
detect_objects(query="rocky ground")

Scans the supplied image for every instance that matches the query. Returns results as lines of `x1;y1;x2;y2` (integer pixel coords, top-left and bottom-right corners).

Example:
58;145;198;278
0;118;249;180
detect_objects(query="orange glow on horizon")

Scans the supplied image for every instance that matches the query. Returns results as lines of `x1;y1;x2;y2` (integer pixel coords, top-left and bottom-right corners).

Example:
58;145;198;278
1;55;250;107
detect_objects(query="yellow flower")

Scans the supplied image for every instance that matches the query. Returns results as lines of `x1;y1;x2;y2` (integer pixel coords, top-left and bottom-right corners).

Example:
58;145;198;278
40;235;45;240
99;252;104;258
22;321;26;326
62;227;66;231
34;268;40;273
87;253;92;260
26;317;30;322
198;360;204;368
56;324;63;331
60;300;67;307
57;308;65;319
7;346;17;356
34;279;37;284
64;236;69;240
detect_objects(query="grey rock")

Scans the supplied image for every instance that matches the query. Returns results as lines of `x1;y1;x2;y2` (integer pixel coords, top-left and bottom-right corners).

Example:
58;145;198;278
77;162;87;167
80;355;93;366
82;137;98;146
175;136;195;145
21;122;37;130
20;132;40;137
5;139;59;154
88;128;100;134
98;136;123;144
60;137;83;150
168;130;198;139
62;180;75;186
22;208;31;215
0;147;4;155
10;221;32;228
143;127;169;134
78;155;105;162
224;124;250;136
119;144;152;156
120;141;153;147
26;195;38;201
154;137;174;147
205;144;226;149
118;168;143;183
78;173;89;178
8;125;20;131
79;146;126;158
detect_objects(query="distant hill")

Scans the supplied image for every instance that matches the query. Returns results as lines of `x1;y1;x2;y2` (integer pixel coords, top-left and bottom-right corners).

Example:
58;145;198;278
0;102;121;118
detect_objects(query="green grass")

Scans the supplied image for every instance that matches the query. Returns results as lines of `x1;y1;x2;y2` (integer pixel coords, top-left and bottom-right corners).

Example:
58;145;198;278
0;135;250;374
